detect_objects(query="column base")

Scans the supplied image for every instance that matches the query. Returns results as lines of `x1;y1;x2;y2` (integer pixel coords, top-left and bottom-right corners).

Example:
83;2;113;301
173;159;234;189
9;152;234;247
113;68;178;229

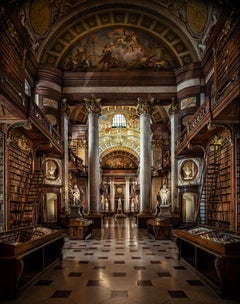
85;213;103;228
137;213;155;228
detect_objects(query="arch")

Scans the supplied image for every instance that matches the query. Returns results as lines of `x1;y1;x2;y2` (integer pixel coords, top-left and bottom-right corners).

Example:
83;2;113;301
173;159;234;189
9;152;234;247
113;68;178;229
39;2;199;66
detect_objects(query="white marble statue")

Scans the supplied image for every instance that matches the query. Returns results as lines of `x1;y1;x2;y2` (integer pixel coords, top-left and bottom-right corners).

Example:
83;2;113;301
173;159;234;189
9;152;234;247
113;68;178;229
72;184;82;205
118;197;122;209
159;184;170;205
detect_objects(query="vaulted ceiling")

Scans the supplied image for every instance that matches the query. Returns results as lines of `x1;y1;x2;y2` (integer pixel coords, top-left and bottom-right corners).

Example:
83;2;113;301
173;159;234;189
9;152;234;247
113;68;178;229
12;0;225;163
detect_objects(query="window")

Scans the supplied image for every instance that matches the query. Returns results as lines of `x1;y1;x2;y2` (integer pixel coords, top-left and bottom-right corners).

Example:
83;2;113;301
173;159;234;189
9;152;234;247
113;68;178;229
112;114;126;128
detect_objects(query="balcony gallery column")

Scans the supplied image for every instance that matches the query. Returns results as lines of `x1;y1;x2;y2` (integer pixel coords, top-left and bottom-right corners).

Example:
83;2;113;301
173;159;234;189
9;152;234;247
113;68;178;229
85;98;103;228
168;98;179;211
136;98;155;228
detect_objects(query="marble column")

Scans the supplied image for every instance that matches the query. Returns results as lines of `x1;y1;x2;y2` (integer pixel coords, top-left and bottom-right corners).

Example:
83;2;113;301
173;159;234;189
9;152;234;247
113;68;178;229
125;177;130;212
168;98;179;211
110;177;115;212
136;98;155;227
85;98;103;227
61;98;70;211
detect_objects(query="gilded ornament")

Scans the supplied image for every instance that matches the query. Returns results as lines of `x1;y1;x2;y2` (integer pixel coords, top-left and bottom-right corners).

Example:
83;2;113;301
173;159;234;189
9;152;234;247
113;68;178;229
29;0;51;35
187;0;208;34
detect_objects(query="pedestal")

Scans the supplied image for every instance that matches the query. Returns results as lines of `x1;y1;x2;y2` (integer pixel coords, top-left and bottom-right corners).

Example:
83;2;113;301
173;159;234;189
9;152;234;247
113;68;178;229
69;205;82;218
115;208;127;218
159;205;171;218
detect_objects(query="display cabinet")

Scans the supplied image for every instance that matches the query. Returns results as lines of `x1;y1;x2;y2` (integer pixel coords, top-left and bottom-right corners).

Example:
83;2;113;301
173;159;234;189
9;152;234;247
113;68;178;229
0;226;64;299
147;218;171;240
175;226;240;298
68;218;93;240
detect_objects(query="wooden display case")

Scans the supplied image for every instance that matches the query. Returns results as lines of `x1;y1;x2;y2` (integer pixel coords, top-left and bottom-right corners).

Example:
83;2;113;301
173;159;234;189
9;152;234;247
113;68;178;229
0;226;64;299
175;226;240;298
147;218;171;240
68;218;93;240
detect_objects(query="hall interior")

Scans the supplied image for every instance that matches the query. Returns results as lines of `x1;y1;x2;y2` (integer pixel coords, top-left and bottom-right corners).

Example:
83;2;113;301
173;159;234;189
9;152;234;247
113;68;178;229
0;0;240;302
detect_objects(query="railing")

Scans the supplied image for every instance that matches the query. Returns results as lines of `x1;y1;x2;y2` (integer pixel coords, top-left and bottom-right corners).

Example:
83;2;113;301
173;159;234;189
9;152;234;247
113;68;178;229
176;97;211;152
69;148;87;174
30;102;62;149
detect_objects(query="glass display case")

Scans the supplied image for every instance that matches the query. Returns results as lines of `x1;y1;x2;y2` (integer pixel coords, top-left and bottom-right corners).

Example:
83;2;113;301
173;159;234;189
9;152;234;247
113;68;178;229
0;226;64;299
174;225;240;298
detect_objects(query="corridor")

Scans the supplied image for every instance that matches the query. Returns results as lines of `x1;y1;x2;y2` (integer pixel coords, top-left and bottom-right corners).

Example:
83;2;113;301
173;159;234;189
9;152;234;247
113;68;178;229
2;217;240;304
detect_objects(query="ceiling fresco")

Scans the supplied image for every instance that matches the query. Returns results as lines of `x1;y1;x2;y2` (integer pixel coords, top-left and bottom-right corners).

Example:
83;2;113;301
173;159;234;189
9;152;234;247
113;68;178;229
17;0;224;67
61;27;178;72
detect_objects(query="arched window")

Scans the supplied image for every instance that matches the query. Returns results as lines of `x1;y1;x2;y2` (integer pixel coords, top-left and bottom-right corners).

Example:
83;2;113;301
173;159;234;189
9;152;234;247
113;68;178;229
112;114;126;128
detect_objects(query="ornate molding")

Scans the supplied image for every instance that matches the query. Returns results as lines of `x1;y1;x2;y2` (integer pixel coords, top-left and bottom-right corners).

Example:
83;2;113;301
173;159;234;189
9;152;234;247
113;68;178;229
168;97;179;115
84;98;101;115
136;97;154;115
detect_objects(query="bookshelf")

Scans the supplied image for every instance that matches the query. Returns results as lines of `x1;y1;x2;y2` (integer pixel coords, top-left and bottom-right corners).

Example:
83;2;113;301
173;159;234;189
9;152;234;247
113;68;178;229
204;137;232;230
8;143;33;229
0;131;4;232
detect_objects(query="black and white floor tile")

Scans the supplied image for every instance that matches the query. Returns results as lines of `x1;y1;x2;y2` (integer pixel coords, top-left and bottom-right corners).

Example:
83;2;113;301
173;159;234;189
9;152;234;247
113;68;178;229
2;217;240;304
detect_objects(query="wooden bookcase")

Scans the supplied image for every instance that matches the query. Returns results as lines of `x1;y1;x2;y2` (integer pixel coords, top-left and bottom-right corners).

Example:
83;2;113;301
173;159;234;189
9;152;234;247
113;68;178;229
203;138;232;230
237;132;240;232
0;131;4;232
8;144;33;229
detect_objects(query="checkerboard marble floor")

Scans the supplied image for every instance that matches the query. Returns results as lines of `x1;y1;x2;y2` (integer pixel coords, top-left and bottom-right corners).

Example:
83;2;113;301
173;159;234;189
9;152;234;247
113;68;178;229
2;217;240;304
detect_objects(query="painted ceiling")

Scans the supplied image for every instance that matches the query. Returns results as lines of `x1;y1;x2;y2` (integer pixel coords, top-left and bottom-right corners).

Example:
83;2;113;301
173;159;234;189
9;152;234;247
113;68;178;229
19;0;223;67
13;0;225;166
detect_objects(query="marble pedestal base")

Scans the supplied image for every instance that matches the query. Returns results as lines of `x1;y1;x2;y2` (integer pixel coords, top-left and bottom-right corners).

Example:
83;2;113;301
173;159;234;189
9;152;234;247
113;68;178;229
159;205;171;218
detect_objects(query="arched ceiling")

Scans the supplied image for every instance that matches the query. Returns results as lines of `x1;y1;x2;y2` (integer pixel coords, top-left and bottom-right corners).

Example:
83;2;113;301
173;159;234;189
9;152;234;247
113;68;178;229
14;0;224;166
20;0;223;67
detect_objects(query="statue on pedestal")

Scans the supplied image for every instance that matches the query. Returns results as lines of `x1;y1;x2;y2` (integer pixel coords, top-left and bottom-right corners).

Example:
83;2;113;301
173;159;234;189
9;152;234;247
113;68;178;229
118;197;122;210
156;184;171;219
70;184;84;218
105;198;109;212
159;184;170;205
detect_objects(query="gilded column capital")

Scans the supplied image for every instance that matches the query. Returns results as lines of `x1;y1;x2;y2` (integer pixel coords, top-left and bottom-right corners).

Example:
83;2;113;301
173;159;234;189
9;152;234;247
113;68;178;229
61;98;71;116
85;98;101;115
168;97;179;115
136;97;154;115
